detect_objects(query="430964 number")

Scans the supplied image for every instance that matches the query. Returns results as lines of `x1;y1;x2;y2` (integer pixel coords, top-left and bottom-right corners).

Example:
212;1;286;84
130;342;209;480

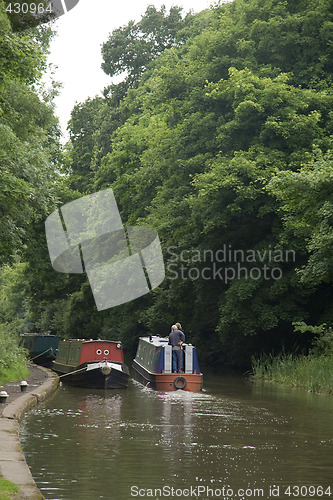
284;486;332;497
5;2;53;14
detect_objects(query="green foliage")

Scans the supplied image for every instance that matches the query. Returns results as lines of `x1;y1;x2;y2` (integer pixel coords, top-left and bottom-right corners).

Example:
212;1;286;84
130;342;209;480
268;148;333;287
54;0;333;368
0;3;62;266
66;97;108;193
101;5;192;85
0;1;70;344
213;0;333;88
0;263;30;328
2;0;333;371
3;0;55;32
311;328;333;356
293;321;333;356
13;207;87;337
252;321;333;392
0;323;29;384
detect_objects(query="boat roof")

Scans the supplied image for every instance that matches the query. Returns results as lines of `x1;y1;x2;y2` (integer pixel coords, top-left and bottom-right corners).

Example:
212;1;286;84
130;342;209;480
20;332;60;337
139;336;170;347
65;339;122;344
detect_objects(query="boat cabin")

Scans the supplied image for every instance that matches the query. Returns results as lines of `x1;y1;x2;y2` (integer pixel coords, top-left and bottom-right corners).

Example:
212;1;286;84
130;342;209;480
20;333;62;366
56;339;124;368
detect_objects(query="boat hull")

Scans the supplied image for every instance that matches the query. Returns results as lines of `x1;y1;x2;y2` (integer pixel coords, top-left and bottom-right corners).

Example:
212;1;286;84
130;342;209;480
53;361;130;389
132;359;203;392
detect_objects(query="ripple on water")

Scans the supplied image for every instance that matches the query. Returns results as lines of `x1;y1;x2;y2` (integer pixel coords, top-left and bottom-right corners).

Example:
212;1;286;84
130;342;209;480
20;377;333;500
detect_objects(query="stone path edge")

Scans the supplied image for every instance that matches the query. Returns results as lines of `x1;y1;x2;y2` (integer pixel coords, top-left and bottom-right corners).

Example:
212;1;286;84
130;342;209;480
0;366;59;500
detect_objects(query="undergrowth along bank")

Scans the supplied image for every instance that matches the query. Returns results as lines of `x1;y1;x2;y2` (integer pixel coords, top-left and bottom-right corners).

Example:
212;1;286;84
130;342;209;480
251;352;333;394
251;324;333;394
0;324;29;385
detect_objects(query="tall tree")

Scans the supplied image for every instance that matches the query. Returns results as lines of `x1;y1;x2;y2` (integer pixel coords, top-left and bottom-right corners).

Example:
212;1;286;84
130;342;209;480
101;5;192;88
0;2;62;265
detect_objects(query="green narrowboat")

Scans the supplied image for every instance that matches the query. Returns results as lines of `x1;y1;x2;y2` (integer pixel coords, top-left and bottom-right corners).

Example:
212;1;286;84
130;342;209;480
20;333;62;367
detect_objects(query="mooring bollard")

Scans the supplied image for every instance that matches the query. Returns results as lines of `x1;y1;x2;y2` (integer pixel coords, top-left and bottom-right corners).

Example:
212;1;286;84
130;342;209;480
0;390;9;403
20;381;28;392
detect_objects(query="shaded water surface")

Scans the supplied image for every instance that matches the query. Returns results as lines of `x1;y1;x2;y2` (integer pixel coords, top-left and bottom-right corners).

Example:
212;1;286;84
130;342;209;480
20;374;332;499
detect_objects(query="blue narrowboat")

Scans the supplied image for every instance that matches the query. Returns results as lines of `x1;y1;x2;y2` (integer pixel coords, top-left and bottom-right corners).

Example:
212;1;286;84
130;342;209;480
133;336;203;391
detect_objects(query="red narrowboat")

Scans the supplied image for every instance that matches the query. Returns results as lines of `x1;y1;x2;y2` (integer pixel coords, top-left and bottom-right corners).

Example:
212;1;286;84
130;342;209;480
132;336;203;392
52;339;129;389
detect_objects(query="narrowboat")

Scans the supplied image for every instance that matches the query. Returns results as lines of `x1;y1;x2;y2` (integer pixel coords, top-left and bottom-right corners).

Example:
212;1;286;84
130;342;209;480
132;336;203;392
52;339;129;389
20;333;62;367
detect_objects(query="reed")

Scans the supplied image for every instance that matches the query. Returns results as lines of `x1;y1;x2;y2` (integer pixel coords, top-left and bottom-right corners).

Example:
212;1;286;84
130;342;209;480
251;352;333;394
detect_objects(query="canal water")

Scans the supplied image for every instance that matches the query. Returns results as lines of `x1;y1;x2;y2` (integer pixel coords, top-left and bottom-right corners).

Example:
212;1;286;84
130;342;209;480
20;373;332;500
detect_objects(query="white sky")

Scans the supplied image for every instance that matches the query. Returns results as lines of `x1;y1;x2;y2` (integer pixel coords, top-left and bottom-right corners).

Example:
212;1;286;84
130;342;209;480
47;0;213;139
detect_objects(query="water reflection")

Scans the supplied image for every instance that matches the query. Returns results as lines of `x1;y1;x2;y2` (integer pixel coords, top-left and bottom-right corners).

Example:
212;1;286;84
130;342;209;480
20;374;333;499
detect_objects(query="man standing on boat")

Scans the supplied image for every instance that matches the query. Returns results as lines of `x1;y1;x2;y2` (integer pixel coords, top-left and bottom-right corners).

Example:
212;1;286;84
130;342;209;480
169;324;185;373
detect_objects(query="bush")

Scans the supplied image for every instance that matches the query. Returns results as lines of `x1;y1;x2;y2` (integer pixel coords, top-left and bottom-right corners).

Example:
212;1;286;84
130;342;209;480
0;324;29;385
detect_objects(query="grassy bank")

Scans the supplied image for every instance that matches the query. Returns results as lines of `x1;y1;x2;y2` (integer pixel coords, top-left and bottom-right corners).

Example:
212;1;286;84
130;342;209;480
251;324;333;394
0;324;29;385
251;352;333;394
0;479;19;500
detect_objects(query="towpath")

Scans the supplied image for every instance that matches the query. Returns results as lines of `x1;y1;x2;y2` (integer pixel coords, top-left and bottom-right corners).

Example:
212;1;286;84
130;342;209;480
0;364;58;499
